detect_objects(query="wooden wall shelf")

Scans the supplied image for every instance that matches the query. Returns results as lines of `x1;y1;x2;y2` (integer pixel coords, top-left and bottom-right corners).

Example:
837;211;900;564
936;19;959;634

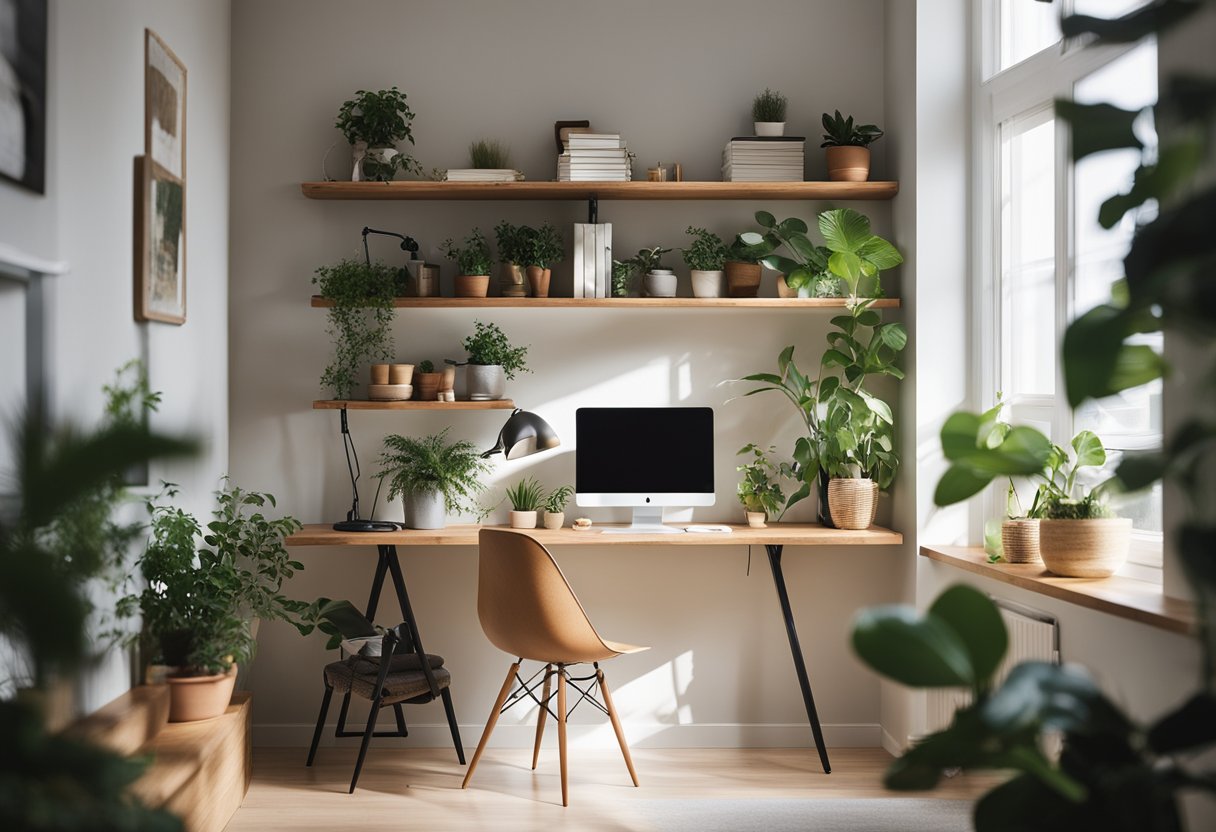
310;295;900;310
314;400;516;411
300;180;899;201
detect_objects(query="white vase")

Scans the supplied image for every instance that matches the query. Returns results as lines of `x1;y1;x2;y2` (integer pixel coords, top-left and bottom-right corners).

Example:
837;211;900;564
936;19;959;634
402;490;446;530
754;121;786;137
543;511;565;530
746;511;767;528
510;510;538;529
466;364;506;400
644;269;677;297
690;269;724;298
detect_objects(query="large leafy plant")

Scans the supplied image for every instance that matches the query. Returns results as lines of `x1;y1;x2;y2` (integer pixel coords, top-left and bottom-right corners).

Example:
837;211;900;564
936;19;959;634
335;87;421;178
462;320;530;379
818;208;903;299
739;211;836;297
375;429;490;515
313;258;397;399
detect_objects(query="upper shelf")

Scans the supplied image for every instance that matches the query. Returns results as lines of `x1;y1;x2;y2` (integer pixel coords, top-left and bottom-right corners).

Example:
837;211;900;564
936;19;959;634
310;296;900;309
300;180;900;201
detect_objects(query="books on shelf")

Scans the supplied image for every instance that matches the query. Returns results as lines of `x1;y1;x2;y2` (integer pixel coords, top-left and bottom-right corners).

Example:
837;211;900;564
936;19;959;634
722;136;805;182
444;168;525;182
573;222;612;297
559;132;632;181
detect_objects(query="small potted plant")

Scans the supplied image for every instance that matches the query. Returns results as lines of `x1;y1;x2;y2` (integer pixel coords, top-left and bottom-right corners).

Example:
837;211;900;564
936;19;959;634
682;226;729;299
413;359;443;401
494;221;528;298
1001;481;1042;564
736;444;788;527
820;110;884;182
612;259;638;298
376;429;490;530
335;87;422;182
739;211;836;299
724;234;771;298
312;259;399;400
523;222;563;298
462;320;530;401
542;484;574;530
470;138;511;170
505;477;544;529
441;229;493;298
632;246;675;297
752;88;788;137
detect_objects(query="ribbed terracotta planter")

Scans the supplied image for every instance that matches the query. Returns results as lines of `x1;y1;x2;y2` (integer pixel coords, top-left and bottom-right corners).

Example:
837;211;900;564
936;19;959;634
414;372;442;401
1039;518;1132;578
725;261;761;297
526;266;551;298
1001;519;1041;564
455;274;490;298
827;478;877;530
167;665;237;722
826;146;871;182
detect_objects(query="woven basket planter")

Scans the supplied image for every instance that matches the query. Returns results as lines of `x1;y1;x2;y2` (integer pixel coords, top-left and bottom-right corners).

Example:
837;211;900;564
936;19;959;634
827;478;877;530
1001;519;1041;564
1039;518;1132;578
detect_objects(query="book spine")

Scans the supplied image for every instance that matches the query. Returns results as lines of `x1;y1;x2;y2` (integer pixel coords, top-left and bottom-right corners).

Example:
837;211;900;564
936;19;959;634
598;223;611;299
572;224;585;298
583;225;597;299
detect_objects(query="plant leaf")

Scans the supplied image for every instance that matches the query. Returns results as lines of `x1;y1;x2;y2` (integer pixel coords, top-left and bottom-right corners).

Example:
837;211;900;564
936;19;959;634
852;606;975;688
1056;100;1145;161
928;586;1008;685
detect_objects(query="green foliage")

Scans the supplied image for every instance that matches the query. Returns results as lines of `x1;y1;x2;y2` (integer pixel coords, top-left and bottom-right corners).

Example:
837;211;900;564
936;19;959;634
418;359;435;374
681;226;729;271
312;258;398;399
469;138;511;169
335;87;420;178
524;222;564;268
1041;494;1116;520
818;208;903;298
611;259;637;297
543;484;574;514
505;477;544;512
628;246;672;273
752;88;788;122
740;211;834;296
375;429;490;515
494;221;527;264
442;228;493;276
735;444;791;516
726;233;770;264
820;110;884;148
462;320;530;379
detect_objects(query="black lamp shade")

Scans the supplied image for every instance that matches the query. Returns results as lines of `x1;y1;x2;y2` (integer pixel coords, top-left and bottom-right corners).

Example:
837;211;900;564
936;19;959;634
483;409;560;460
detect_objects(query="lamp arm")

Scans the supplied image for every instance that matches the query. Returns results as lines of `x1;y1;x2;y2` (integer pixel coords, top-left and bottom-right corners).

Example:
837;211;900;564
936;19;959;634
362;226;419;265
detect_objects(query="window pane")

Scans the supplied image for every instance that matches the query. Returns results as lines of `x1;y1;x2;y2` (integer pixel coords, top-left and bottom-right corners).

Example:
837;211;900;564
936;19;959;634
1001;0;1061;70
1001;113;1056;397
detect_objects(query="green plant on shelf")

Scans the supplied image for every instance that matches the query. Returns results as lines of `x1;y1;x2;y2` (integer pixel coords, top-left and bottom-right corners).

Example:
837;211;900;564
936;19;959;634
469;138;511;169
524;222;564;269
505;477;544;512
612;259;637;297
313;258;398;399
335;87;421;180
494;221;527;265
544;484;574;515
752;88;788;123
739;211;837;298
818;208;902;300
462;320;530;380
442;228;494;276
417;360;435;374
681;226;729;272
820;110;884;148
628;246;672;273
375;429;490;515
736;444;790;517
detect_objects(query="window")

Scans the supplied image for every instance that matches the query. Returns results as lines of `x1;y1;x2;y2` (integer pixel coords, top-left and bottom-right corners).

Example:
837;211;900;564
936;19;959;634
979;4;1163;568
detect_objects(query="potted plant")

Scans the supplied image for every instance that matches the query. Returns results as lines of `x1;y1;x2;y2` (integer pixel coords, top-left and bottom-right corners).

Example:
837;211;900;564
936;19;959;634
820;110;884;182
736;444;789;527
752;88;788;137
442;229;493;298
376;429;490;529
461;320;530;401
523;222;563;298
505;477;544;529
724;234;771;298
543;484;574;530
470;138;511;170
414;359;442;401
335;87;422;182
494;221;528;298
312;259;398;400
682;226;729;299
632;246;675;297
738;211;837;299
818;208;903;300
612;259;638;298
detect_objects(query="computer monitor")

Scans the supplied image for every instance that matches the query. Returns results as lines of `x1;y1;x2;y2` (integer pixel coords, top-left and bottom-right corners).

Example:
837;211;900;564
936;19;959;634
575;407;715;533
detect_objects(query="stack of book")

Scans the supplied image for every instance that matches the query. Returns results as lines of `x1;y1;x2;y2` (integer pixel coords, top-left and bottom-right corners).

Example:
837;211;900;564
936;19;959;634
558;133;632;181
721;137;805;182
572;223;612;298
444;168;525;182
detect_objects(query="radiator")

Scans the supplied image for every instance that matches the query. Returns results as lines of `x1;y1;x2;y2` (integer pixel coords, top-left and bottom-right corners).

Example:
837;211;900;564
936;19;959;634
926;598;1059;733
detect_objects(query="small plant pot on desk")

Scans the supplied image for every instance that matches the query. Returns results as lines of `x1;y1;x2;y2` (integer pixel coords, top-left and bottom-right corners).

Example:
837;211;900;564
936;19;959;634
827;478;878;530
1039;518;1132;578
543;511;565;530
725;261;761;298
1001;519;1041;564
455;274;490;298
466;364;506;401
510;510;538;529
746;511;768;528
167;665;237;722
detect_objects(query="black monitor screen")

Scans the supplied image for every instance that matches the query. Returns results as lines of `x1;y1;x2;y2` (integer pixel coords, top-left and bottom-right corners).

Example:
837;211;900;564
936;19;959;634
576;407;715;494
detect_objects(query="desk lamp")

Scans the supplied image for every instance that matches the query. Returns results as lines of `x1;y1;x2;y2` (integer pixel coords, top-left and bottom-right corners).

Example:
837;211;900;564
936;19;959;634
482;409;561;460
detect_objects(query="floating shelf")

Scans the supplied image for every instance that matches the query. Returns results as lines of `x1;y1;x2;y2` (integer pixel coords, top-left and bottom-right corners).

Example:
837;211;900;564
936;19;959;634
313;399;516;410
310;295;900;309
300;180;899;201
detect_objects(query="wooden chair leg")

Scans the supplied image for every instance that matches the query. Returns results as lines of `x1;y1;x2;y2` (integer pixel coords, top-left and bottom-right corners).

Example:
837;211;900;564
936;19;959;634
597;667;639;786
440;687;466;764
349;695;383;794
532;663;553;770
306;684;333;767
461;661;520;789
557;664;569;807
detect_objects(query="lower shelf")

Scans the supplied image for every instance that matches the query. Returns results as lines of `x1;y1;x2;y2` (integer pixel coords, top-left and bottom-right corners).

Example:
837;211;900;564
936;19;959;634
310;295;900;309
313;399;516;410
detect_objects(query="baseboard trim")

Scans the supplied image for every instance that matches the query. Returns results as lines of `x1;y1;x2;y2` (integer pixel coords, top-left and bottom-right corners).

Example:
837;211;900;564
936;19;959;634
254;721;883;749
880;727;904;756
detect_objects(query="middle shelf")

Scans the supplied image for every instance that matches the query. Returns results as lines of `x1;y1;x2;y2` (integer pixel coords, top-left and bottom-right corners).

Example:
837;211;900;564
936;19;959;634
314;399;517;411
309;295;901;309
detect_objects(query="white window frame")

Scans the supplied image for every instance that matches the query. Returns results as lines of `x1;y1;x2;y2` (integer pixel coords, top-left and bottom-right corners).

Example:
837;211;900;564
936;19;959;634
973;0;1163;574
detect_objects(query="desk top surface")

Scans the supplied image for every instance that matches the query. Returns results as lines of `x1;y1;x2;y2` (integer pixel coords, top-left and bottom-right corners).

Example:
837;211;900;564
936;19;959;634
286;523;903;547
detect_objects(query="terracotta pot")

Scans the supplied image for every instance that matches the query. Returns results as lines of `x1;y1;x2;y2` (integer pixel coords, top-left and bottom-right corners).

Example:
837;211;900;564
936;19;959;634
754;121;786;137
543;511;565;530
690;269;724;298
466;364;506;401
827;477;877;530
414;372;442;401
746;511;767;528
167;665;237;722
826;146;871;182
510;510;538;529
724;261;761;297
370;363;390;385
389;363;414;385
526;265;552;298
1039;518;1132;578
440;365;456;393
455;274;490;298
501;263;527;297
1001;519;1041;564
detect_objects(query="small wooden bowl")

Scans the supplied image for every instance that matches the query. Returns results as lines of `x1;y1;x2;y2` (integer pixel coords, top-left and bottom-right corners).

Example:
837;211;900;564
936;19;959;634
367;384;414;401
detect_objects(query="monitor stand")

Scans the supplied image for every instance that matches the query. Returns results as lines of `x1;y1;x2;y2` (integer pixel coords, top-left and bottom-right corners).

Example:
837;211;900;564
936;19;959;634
601;505;686;534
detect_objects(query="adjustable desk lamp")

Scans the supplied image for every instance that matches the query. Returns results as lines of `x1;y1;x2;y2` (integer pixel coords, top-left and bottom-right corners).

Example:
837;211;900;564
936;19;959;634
481;409;561;459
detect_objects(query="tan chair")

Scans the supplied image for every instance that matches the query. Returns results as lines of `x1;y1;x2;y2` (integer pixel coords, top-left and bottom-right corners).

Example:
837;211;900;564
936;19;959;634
462;528;647;806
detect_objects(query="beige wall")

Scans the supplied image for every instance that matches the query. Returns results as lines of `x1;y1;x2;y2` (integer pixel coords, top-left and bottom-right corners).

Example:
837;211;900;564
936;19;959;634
228;0;911;748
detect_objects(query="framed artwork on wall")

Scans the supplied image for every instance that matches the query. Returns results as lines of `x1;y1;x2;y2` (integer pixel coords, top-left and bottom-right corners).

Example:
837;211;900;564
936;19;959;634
134;29;187;324
0;0;48;193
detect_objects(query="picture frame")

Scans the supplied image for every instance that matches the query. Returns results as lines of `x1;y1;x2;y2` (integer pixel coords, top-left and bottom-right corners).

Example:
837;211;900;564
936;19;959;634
134;29;187;324
0;0;48;194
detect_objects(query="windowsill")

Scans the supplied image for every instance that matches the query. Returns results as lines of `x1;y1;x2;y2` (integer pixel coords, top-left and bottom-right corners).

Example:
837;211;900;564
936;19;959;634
919;545;1194;636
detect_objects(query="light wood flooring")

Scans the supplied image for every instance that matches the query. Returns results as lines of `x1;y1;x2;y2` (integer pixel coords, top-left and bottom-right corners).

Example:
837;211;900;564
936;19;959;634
225;747;996;832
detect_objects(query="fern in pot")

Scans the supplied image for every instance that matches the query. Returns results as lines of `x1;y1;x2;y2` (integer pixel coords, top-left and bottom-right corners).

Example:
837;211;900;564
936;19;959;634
376;430;489;529
543;484;574;530
505;477;544;529
461;320;530;401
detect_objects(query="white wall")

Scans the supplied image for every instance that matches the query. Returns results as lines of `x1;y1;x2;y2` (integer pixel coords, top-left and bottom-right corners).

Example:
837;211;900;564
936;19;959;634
0;0;231;712
229;0;910;748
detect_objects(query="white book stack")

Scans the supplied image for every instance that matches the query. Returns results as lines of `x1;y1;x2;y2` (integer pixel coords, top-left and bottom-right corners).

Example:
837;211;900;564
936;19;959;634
721;137;805;182
572;222;613;297
444;168;525;182
558;133;632;182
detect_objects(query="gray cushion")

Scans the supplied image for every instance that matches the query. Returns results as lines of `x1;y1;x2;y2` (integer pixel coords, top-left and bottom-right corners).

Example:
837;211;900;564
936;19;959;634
324;653;450;704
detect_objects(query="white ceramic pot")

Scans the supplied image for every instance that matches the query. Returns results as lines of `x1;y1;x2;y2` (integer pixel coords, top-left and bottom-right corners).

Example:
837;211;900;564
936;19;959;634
644;269;677;297
361;145;399;181
746;511;767;528
543;511;565;530
510;510;538;529
690;269;724;298
754;121;786;137
1039;518;1132;578
402;489;446;530
466;364;506;401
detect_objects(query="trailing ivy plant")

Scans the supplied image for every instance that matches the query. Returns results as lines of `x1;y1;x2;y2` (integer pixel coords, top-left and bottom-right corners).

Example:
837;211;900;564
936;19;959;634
313;258;397;400
462;320;530;379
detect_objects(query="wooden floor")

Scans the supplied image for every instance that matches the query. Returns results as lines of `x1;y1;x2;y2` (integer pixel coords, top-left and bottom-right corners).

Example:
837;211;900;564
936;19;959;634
225;747;995;832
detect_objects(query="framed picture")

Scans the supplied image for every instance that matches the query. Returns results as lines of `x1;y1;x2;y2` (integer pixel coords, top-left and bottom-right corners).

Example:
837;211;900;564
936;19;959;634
0;0;48;193
135;29;187;324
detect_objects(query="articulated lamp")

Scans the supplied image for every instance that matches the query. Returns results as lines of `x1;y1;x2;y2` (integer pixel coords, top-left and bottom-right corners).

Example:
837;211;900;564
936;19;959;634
482;409;561;460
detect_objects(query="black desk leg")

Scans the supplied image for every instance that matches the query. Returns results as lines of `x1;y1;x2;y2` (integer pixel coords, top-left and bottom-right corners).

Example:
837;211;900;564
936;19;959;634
766;544;832;774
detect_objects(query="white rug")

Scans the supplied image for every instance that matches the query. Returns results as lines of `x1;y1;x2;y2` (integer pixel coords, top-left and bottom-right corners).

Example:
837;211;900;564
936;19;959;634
622;798;973;832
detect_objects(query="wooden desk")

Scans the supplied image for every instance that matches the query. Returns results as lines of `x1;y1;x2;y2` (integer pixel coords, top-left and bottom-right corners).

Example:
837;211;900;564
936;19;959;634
286;522;903;774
